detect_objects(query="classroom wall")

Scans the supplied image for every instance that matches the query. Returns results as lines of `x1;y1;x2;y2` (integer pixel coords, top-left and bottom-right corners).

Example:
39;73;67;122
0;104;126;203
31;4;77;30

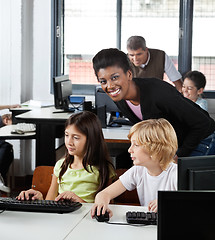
0;0;52;176
32;0;52;102
0;0;21;107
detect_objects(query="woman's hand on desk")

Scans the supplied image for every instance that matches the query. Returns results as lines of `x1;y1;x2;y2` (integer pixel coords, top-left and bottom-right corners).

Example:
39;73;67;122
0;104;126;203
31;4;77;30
17;189;44;201
55;191;86;203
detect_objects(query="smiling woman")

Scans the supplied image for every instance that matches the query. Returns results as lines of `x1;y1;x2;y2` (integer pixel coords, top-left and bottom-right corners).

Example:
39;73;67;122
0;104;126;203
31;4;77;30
93;48;139;104
96;66;134;102
92;48;215;159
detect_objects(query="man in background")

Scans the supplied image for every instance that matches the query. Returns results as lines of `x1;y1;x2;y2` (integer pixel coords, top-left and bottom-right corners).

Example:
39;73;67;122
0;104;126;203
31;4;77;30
127;35;182;92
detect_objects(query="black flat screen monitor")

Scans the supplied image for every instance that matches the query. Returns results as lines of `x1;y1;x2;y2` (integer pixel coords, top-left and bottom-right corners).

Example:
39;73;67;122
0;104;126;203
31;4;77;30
158;190;215;240
53;75;73;111
178;155;215;190
95;86;120;113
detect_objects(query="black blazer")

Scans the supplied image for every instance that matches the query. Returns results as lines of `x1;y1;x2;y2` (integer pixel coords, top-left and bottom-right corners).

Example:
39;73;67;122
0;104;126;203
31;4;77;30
115;78;215;157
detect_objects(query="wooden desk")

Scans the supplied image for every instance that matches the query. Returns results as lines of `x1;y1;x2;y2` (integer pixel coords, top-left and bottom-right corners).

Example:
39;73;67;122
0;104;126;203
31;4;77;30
14;107;131;167
0;203;157;240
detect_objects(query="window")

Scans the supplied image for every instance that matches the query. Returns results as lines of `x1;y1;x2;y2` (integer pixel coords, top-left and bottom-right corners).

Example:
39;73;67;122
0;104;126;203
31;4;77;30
63;0;117;85
53;0;215;92
192;0;215;90
121;0;180;84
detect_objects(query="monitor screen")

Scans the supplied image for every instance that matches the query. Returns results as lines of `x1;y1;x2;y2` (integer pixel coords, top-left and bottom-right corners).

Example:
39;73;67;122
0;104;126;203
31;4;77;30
53;75;73;110
158;190;215;240
178;155;215;190
95;86;120;113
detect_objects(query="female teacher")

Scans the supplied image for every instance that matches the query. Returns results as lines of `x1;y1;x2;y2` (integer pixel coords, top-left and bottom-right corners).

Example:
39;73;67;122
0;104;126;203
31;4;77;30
92;48;215;159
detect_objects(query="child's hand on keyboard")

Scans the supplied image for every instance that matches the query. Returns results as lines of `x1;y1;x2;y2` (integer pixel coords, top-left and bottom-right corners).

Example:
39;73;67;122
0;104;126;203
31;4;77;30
55;191;85;203
17;189;44;201
148;199;157;212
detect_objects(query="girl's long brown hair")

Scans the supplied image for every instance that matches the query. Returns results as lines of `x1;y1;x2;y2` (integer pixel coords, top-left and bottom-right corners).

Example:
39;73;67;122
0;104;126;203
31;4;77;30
59;111;113;193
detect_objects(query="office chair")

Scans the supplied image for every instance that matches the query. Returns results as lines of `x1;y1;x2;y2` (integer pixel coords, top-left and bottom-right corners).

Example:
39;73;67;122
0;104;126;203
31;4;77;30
31;166;54;199
113;169;140;206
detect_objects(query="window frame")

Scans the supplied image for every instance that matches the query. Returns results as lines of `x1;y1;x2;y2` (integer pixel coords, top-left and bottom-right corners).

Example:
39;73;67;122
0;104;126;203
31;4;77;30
52;0;122;95
52;0;64;78
52;0;215;97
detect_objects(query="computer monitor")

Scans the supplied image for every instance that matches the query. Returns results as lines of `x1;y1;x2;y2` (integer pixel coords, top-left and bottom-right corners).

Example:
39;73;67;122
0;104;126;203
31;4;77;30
158;190;215;240
53;75;73;111
95;86;120;113
178;155;215;190
95;86;122;128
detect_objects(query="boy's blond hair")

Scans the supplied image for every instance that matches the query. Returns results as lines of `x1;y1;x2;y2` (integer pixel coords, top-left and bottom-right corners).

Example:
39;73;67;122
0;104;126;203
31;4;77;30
128;118;178;170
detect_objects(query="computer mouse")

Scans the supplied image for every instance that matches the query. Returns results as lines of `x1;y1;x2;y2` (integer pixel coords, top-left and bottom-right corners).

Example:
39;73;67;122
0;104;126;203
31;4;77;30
11;129;24;134
94;208;109;222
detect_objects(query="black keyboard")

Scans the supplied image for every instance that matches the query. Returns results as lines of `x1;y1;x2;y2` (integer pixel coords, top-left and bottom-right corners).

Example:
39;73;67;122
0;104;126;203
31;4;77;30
126;211;157;225
0;197;82;214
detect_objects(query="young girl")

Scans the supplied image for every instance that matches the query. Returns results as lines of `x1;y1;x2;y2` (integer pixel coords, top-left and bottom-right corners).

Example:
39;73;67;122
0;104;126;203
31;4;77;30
182;70;208;111
91;118;178;218
17;111;115;203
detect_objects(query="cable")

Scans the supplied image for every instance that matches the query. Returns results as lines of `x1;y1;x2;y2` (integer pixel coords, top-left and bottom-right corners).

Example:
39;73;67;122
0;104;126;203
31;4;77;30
0;209;6;214
105;221;152;227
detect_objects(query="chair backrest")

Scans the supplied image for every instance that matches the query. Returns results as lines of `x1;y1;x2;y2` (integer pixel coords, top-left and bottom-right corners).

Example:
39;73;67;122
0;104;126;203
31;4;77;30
31;166;54;199
113;168;140;206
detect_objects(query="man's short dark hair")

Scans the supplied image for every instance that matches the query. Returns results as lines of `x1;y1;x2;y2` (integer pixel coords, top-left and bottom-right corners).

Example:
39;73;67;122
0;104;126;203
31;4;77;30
127;36;147;51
